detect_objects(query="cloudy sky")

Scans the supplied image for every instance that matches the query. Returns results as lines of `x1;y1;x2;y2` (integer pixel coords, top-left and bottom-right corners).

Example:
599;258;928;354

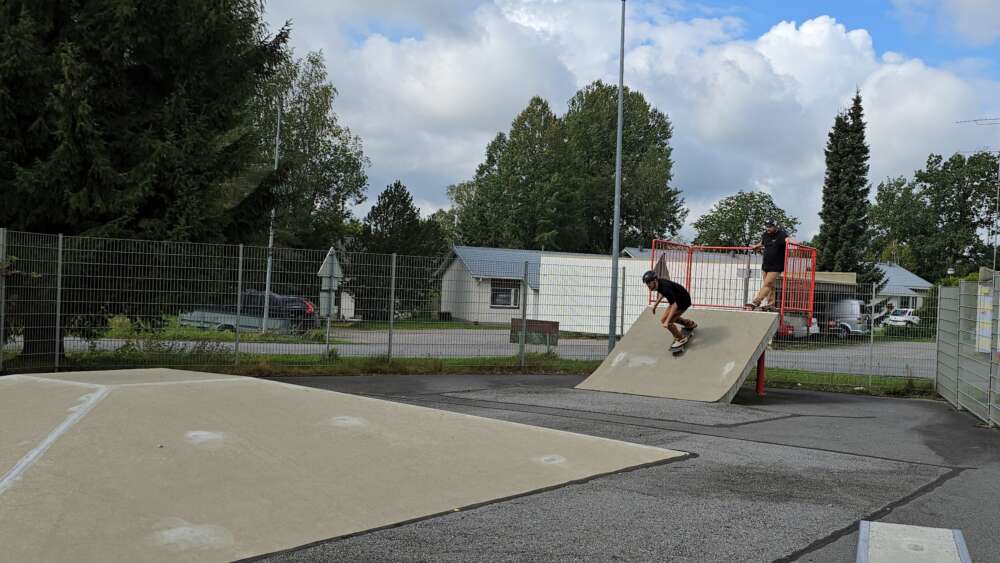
263;0;1000;239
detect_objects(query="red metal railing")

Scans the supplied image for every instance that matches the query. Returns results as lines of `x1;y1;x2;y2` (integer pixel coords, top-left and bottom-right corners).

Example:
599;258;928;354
648;239;817;324
779;243;818;327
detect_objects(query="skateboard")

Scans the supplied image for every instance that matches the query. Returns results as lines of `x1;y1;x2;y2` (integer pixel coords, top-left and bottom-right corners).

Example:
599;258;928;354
670;327;694;355
744;303;777;312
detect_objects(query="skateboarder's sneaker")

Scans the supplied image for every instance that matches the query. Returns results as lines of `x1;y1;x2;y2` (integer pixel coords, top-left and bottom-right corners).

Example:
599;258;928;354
671;336;689;350
759;304;778;312
744;302;759;311
685;321;698;332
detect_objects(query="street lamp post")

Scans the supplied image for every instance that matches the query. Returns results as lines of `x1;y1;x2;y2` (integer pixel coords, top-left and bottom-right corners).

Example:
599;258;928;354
263;97;282;332
608;0;626;354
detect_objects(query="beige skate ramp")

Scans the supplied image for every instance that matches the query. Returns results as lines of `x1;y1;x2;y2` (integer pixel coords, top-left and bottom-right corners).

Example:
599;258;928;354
576;308;778;402
0;370;686;562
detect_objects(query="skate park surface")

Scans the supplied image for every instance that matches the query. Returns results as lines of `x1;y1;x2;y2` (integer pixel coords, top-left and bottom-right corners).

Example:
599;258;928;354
262;374;1000;562
2;370;999;562
0;369;685;562
576;307;779;402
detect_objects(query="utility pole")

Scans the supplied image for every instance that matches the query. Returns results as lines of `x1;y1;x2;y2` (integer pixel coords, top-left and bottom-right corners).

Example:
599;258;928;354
608;0;626;354
263;97;282;332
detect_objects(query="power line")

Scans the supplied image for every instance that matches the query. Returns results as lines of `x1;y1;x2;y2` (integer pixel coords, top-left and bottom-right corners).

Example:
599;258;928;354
956;117;1000;126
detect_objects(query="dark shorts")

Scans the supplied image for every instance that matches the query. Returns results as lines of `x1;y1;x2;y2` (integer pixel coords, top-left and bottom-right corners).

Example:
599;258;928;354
762;265;783;274
671;298;691;316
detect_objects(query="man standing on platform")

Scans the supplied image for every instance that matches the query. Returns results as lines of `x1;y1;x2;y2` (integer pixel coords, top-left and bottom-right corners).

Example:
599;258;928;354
746;220;799;312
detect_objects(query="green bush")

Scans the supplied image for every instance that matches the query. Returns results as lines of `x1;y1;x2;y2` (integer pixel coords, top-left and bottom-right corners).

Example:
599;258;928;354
106;315;136;339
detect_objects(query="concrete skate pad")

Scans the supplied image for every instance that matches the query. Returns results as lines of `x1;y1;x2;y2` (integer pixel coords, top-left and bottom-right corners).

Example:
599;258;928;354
576;308;778;402
857;521;972;563
0;370;686;562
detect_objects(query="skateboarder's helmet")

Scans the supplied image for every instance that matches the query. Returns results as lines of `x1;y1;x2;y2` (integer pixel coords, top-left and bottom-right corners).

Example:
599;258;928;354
642;270;658;284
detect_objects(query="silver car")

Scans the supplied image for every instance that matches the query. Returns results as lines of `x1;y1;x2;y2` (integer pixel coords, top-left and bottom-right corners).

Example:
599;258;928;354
828;299;869;338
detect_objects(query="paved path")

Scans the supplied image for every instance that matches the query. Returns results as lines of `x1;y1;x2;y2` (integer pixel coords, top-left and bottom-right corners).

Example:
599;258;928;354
6;332;937;378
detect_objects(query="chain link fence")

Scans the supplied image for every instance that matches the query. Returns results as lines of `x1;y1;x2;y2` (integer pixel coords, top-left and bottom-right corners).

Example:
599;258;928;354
1;228;940;392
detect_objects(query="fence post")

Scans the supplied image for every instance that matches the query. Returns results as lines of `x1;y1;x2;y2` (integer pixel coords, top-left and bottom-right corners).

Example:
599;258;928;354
869;283;876;389
991;274;998;427
54;234;63;371
235;245;243;365
932;285;941;393
0;228;6;373
519;261;528;369
388;253;396;362
263;247;273;334
325;249;334;360
742;251;751;306
620;266;626;339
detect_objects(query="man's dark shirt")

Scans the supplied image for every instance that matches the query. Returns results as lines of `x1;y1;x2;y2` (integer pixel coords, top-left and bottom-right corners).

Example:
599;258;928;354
656;279;691;310
761;229;789;272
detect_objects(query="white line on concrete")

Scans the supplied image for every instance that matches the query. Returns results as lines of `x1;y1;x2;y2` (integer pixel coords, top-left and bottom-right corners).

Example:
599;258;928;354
112;378;246;387
9;374;245;388
0;386;111;497
8;374;105;389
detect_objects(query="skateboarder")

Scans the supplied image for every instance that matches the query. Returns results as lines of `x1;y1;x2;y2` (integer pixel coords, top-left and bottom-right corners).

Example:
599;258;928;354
643;270;697;351
747;219;799;312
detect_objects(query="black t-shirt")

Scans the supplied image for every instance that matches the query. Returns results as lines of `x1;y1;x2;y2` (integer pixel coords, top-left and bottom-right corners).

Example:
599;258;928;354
761;229;789;271
656;279;691;308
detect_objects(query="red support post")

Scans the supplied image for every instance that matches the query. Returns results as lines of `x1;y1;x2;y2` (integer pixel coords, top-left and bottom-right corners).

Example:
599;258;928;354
685;246;694;289
756;351;766;396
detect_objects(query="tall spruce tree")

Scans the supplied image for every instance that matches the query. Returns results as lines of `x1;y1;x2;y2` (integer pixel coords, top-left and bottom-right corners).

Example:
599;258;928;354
346;181;447;320
815;91;882;284
0;0;287;241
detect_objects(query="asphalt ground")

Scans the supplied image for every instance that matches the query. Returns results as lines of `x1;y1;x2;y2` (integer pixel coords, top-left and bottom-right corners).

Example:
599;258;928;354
258;374;999;563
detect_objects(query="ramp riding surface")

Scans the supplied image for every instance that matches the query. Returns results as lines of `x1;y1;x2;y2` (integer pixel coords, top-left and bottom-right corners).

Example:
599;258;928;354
576;308;778;402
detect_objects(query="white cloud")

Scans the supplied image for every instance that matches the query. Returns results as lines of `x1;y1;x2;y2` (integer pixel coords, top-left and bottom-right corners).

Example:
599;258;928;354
265;2;1000;241
944;0;1000;46
891;0;1000;46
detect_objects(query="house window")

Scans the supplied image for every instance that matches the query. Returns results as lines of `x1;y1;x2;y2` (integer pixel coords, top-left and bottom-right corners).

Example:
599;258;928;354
491;279;520;309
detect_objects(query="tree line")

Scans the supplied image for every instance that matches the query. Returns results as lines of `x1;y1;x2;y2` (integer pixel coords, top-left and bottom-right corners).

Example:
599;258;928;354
2;1;996;283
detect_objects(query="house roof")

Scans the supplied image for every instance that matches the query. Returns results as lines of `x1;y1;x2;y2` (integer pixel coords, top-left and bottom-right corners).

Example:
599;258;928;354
452;246;541;289
877;262;932;295
621;247;652;259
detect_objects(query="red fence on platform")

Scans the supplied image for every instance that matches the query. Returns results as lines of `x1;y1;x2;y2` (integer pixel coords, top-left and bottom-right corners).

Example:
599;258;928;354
779;243;817;325
648;239;817;329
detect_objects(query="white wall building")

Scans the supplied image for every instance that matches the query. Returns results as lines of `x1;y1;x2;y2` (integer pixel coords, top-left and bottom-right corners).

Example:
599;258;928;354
440;245;773;334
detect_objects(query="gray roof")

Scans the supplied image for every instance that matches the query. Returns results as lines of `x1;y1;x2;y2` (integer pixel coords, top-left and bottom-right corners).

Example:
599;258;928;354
621;247;652;259
452;246;541;289
877;262;932;295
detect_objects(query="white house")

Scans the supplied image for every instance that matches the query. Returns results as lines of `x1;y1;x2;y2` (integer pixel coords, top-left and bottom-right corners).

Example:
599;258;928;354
440;245;774;334
440;246;543;326
876;262;932;310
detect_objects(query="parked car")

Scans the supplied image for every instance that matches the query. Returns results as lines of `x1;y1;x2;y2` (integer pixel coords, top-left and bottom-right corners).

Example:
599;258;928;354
827;298;869;338
883;308;920;327
776;315;821;339
179;290;318;333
